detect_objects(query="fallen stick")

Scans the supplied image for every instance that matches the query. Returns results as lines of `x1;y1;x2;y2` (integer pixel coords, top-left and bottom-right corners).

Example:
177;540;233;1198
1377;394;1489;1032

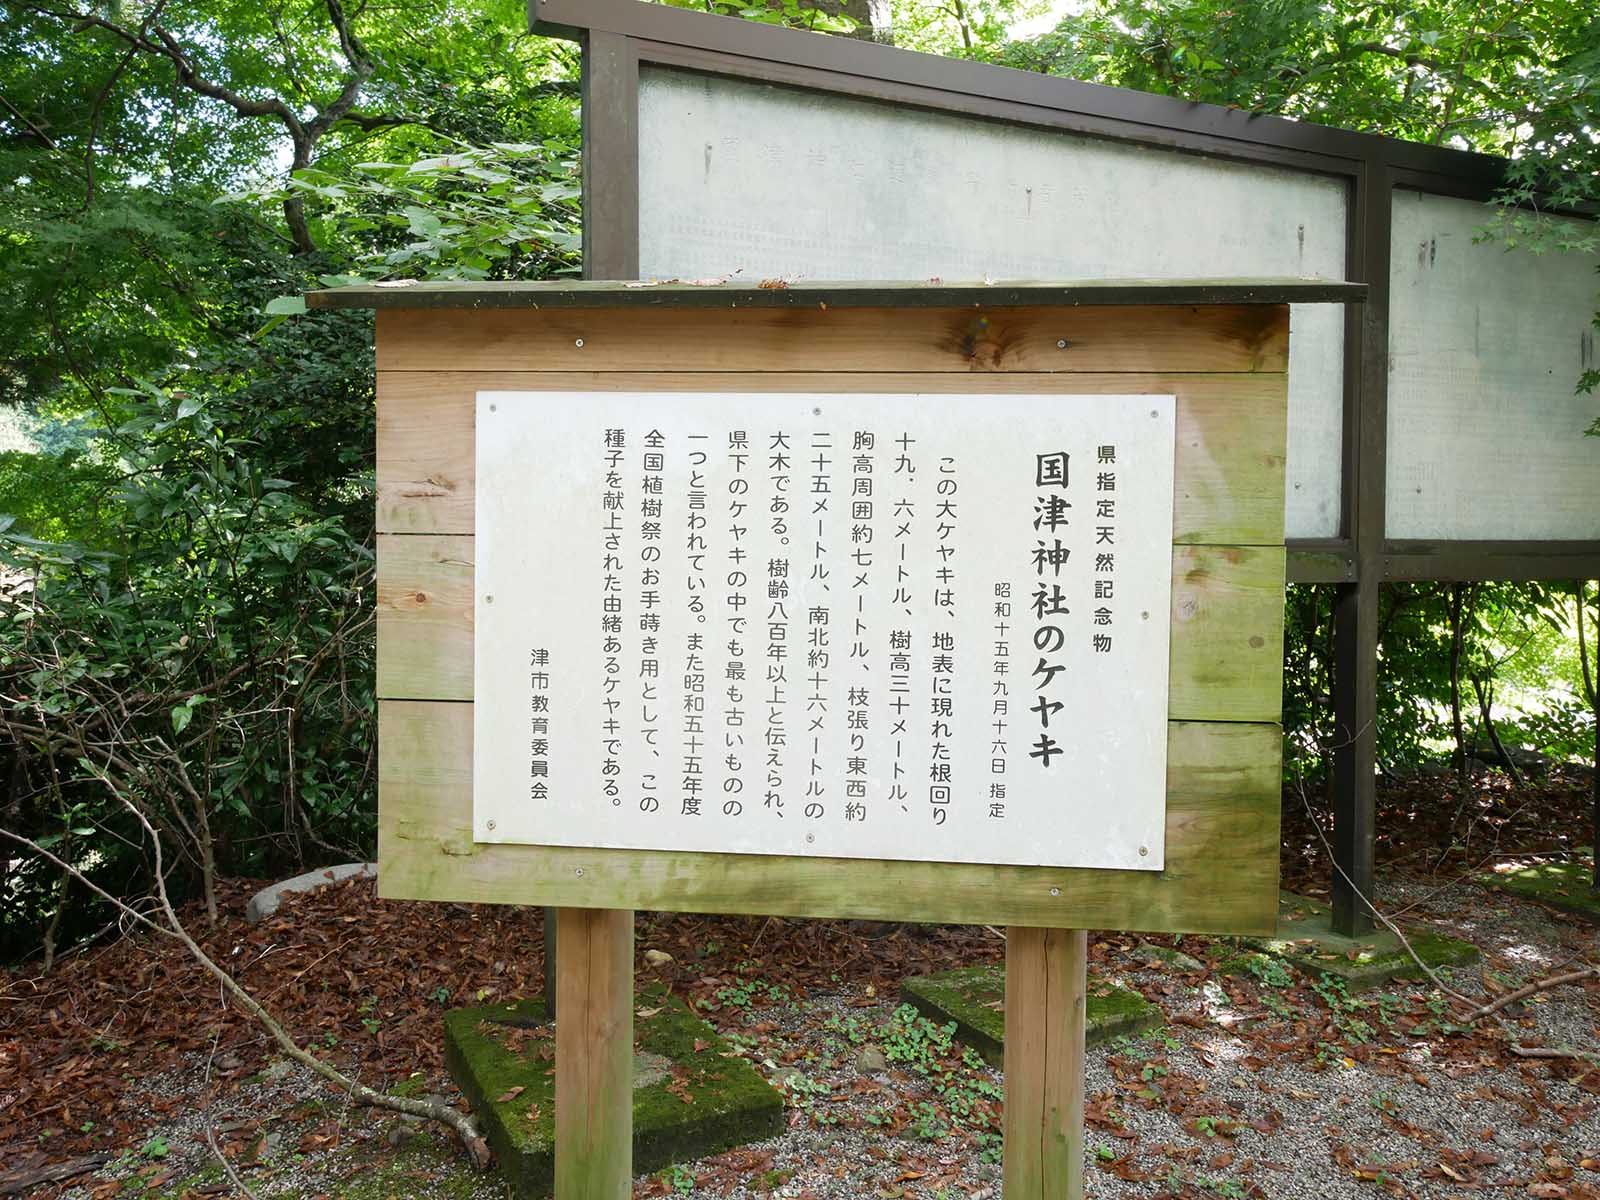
1509;1044;1600;1063
1457;967;1598;1022
1;816;491;1169
206;1127;262;1200
0;1154;110;1196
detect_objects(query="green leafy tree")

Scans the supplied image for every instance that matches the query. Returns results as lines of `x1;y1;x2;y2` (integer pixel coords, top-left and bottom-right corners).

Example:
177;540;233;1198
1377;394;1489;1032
991;1;1599;149
0;0;580;959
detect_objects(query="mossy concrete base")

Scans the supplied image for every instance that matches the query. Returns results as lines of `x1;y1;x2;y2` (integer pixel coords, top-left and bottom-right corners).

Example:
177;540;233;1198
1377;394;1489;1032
899;965;1161;1067
443;990;782;1198
1232;891;1478;991
1480;853;1599;922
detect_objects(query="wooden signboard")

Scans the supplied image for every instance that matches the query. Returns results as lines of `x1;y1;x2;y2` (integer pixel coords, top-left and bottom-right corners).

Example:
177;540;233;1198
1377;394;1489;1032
309;277;1361;1199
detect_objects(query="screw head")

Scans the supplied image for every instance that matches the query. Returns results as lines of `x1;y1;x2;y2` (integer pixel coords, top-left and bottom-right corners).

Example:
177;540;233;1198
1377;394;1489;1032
1056;339;1068;349
574;867;584;877
1139;846;1149;857
1049;886;1060;897
486;819;496;831
488;402;497;412
484;595;494;604
805;832;815;844
574;337;585;348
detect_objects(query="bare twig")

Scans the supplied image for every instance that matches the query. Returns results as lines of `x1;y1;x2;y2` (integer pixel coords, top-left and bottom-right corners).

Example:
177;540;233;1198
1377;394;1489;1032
1293;776;1479;1008
204;1128;261;1200
1508;1043;1600;1063
1457;967;1599;1023
1294;766;1600;1071
0;806;491;1168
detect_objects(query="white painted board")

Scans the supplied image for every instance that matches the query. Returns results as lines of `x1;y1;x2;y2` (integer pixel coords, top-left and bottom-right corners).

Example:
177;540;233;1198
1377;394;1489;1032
636;67;1346;539
475;391;1176;871
1387;190;1600;540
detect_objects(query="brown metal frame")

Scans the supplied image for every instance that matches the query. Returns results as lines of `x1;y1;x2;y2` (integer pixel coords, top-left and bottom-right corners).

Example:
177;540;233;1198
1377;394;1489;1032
310;278;1368;309
529;0;1599;936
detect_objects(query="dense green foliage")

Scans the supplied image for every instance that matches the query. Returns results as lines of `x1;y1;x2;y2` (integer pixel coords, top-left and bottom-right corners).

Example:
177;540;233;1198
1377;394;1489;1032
1282;582;1598;784
993;1;1598;151
1;0;1594;963
0;0;581;960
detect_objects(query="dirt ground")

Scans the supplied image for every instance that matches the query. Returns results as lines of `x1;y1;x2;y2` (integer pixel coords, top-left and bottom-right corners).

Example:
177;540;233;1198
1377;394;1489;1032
2;769;1596;1199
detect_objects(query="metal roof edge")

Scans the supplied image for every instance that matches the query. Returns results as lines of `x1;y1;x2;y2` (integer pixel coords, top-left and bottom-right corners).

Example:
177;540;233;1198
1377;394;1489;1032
528;0;1505;184
306;277;1368;310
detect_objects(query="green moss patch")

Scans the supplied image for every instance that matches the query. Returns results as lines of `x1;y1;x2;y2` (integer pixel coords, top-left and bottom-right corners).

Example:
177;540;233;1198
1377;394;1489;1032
1239;892;1478;991
303;1137;510;1200
1480;854;1599;922
899;965;1161;1067
443;988;782;1198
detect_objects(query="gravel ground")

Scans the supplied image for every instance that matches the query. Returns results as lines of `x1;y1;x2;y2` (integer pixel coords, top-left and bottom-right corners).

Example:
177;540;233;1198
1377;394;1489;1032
49;872;1598;1200
55;1056;510;1200
650;874;1597;1199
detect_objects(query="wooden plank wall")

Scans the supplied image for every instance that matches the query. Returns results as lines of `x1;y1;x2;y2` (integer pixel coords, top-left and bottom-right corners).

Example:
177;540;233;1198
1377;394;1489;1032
374;303;1288;934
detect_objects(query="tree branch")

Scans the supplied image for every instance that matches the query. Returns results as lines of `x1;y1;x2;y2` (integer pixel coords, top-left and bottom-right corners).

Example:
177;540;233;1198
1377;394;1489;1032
1456;966;1599;1023
305;0;375;140
0;90;58;149
0;810;491;1168
22;4;308;135
1335;40;1510;111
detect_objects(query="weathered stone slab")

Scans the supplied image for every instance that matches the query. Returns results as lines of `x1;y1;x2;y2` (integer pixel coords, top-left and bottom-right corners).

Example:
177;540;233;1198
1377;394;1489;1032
900;964;1161;1068
443;991;782;1198
1230;891;1478;991
1480;854;1598;922
244;863;375;923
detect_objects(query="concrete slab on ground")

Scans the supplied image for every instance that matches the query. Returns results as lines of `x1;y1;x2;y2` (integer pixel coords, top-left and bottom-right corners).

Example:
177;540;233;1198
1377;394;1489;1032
1480;852;1599;922
900;964;1161;1067
444;990;782;1198
244;862;374;923
1231;891;1478;991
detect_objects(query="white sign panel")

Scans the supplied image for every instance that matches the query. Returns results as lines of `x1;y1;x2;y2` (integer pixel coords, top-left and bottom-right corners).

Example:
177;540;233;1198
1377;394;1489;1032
1387;189;1600;539
475;392;1175;871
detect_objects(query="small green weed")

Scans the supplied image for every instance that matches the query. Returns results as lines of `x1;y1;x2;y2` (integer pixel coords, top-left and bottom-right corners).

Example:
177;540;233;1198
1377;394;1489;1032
1262;991;1297;1018
657;1163;696;1195
1243;953;1294;989
909;1100;949;1140
715;980;757;1010
823;1014;869;1046
882;1004;956;1070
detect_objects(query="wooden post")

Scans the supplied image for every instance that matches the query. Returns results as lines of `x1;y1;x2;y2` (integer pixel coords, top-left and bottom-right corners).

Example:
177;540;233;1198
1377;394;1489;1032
543;906;558;1019
1331;167;1392;938
1003;927;1087;1200
554;906;634;1199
